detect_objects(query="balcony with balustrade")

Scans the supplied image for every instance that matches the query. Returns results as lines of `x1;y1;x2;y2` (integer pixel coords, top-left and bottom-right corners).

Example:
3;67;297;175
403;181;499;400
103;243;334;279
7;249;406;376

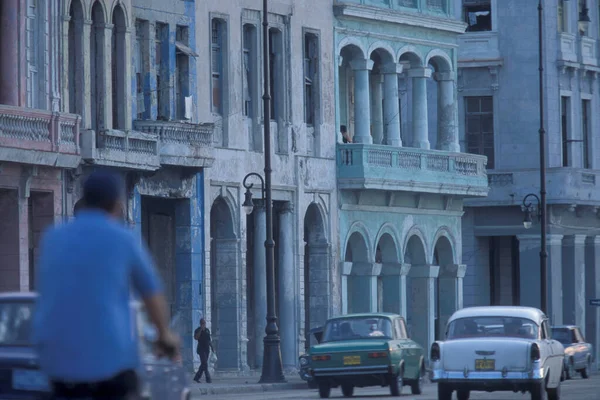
337;144;488;196
0;104;81;168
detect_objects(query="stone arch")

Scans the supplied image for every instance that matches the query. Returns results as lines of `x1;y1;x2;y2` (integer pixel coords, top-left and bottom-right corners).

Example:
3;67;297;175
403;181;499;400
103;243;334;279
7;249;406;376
397;45;424;68
209;196;240;369
344;223;372;262
90;0;107;132
374;223;402;263
426;49;453;73
303;203;329;350
337;37;367;59
403;228;428;265
89;0;108;22
67;0;85;116
367;42;396;65
111;3;127;129
109;0;130;27
432;227;456;265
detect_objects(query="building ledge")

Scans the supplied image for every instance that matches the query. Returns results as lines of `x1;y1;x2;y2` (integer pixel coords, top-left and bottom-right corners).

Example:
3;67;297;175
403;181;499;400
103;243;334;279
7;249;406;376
0;104;81;168
333;2;466;34
134;120;215;168
337;144;489;197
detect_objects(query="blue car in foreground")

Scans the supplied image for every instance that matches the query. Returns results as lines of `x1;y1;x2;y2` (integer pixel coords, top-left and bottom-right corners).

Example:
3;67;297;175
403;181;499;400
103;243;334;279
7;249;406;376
0;292;190;400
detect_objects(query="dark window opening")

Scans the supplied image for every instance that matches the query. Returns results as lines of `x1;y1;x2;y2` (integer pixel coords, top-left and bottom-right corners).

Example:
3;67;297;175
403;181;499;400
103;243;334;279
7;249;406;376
465;96;494;168
561;96;570;167
464;0;492;32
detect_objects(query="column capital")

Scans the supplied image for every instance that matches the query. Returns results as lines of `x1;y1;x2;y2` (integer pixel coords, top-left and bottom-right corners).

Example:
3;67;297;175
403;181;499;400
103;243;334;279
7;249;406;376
350;58;374;71
83;19;93;26
380;262;411;276
278;201;294;214
253;199;266;210
63;15;71;22
103;23;115;30
408;264;439;278
585;235;600;245
563;234;587;246
381;62;403;75
434;72;454;82
439;264;467;279
337;55;344;67
407;68;432;79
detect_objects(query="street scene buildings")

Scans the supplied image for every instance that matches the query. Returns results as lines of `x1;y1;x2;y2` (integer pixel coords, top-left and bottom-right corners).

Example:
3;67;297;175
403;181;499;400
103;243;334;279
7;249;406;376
0;0;598;375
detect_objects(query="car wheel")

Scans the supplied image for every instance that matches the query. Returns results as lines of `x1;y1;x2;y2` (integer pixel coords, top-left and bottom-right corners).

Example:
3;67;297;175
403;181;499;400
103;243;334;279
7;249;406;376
437;383;452;400
318;382;331;399
546;381;561;400
389;370;403;397
530;380;547;400
580;357;591;379
410;366;423;395
457;389;470;400
341;384;354;397
566;359;575;380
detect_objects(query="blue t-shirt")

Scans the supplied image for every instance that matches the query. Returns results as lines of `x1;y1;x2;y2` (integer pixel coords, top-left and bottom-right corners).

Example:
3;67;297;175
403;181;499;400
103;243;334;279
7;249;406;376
32;210;162;382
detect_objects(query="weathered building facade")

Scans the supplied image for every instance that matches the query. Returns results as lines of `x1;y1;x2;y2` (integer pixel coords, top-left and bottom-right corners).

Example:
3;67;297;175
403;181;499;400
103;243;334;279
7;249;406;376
196;0;338;372
0;0;81;292
334;0;489;358
458;0;600;365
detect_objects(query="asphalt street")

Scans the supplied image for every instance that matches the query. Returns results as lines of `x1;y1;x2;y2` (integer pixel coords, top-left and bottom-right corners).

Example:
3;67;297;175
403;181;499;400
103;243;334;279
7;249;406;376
193;373;599;399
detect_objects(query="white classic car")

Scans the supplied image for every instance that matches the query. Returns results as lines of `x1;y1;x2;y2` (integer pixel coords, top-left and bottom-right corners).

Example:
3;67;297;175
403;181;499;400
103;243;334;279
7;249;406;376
430;306;564;400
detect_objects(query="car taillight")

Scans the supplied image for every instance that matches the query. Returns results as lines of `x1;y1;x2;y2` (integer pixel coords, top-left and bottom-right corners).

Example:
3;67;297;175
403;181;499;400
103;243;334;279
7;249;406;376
431;343;441;361
368;352;388;358
312;355;331;361
531;344;540;361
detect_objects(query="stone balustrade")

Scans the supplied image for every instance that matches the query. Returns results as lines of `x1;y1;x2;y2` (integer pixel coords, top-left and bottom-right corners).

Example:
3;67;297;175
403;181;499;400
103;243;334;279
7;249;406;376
0;104;81;168
133;120;215;168
337;143;489;196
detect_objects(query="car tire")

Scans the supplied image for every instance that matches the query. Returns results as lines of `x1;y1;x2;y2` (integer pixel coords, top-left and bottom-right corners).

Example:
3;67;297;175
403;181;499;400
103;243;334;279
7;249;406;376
410;366;423;395
390;370;403;397
566;359;574;380
580;357;591;379
457;389;470;400
530;380;547;400
341;384;354;397
318;382;331;399
437;383;452;400
547;381;561;400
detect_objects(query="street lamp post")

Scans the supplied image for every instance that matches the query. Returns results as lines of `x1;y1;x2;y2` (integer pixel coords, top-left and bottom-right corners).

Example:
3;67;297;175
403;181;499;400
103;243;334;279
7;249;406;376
239;0;286;384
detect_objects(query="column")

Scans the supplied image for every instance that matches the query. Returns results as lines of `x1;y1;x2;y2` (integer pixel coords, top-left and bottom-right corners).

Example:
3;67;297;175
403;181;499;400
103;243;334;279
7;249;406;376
438;264;466;339
562;235;586;326
122;27;133;129
101;24;114;130
408;265;439;358
381;263;411;317
82;20;93;129
382;63;403;146
341;262;352;315
0;0;20;105
584;236;600;369
253;201;267;368
278;202;296;369
408;68;432;149
349;59;374;144
61;15;71;112
370;73;384;144
434;72;459;152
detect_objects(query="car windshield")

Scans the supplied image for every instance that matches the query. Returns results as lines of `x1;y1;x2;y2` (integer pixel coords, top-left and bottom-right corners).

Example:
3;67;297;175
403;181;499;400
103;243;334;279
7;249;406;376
552;328;574;345
0;300;34;346
322;317;393;342
447;316;539;340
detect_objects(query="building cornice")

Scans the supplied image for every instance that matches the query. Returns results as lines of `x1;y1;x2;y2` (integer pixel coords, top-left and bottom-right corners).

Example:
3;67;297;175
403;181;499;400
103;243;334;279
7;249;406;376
335;27;459;49
333;3;467;35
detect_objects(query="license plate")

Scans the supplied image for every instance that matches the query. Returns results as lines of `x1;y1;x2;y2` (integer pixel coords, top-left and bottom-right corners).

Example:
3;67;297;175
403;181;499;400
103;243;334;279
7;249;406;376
12;368;50;391
343;355;361;366
475;359;495;371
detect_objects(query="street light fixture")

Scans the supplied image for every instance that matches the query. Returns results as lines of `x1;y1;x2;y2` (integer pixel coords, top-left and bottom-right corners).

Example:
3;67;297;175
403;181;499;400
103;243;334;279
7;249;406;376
239;0;286;384
579;2;591;34
522;193;541;230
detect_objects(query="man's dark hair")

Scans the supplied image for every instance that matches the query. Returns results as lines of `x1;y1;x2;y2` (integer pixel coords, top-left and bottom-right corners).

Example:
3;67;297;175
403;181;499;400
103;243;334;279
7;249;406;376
340;125;347;133
82;171;124;213
73;198;86;216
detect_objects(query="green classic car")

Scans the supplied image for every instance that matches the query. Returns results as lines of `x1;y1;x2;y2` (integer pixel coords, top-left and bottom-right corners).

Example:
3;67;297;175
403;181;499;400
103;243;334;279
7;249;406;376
308;313;426;398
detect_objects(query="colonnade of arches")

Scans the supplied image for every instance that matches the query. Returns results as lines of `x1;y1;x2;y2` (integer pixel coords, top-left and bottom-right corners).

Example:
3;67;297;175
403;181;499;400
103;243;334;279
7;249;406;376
342;226;465;356
337;40;459;152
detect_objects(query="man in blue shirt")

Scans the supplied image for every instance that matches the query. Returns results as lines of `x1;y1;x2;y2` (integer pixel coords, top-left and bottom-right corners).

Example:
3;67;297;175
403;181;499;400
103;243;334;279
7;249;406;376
33;172;179;399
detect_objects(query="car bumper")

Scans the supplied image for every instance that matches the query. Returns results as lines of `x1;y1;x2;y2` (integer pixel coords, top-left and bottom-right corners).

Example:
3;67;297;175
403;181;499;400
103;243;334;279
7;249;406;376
430;369;544;391
313;365;391;377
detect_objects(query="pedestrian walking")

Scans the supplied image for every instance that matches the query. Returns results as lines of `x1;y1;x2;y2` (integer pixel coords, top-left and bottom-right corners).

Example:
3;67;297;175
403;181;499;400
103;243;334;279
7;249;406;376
193;318;214;383
32;171;180;400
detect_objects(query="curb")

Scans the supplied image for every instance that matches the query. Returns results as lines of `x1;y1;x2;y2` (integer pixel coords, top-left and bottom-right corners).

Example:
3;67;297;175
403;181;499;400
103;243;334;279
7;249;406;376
193;382;308;395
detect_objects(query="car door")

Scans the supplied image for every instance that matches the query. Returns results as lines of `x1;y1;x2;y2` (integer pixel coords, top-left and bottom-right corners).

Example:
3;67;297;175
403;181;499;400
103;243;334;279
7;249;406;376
573;328;589;368
541;320;561;385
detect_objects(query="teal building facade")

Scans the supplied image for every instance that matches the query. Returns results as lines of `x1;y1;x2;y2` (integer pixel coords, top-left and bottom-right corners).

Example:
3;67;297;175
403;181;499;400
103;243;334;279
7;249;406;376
333;0;489;356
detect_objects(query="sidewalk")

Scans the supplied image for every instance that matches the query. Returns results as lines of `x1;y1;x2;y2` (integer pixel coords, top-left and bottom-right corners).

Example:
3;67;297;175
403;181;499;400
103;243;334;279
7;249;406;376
190;373;308;396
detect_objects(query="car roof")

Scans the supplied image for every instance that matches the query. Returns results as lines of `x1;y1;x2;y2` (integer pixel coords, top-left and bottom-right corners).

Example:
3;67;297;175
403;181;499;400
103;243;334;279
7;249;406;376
327;313;401;321
0;292;38;301
449;306;546;325
551;325;578;329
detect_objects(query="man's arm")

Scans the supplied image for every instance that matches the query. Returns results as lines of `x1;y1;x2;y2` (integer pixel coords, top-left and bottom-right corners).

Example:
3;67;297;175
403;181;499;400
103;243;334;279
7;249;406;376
129;233;179;357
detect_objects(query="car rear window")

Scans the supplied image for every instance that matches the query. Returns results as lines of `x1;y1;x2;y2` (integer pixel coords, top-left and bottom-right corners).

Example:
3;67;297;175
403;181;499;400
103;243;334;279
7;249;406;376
0;301;34;346
447;316;538;340
322;317;393;342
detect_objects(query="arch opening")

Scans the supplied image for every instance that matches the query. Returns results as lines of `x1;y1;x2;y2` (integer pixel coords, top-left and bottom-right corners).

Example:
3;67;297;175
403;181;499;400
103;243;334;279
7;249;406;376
90;1;106;132
111;4;127;129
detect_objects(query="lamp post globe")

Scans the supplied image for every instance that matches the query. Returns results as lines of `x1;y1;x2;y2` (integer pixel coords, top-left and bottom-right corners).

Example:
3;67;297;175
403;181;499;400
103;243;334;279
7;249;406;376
242;189;254;215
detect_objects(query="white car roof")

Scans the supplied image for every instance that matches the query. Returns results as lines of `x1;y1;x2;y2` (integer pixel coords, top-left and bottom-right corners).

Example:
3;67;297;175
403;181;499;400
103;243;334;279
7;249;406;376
449;306;546;325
